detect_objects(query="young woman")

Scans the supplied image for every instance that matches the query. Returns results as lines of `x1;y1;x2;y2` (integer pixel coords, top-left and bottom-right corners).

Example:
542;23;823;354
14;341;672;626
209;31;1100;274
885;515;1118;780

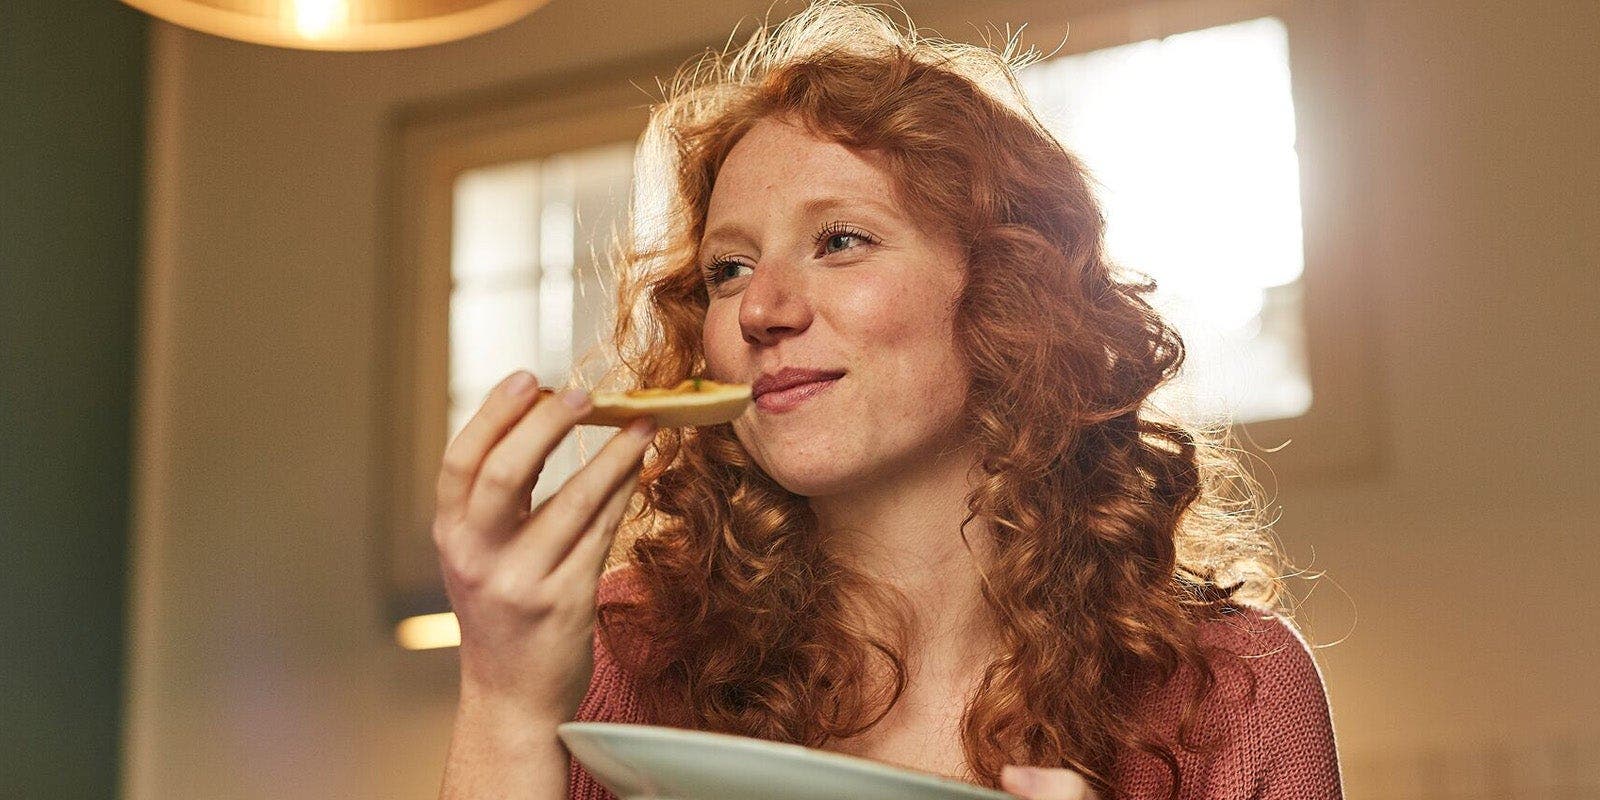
434;4;1340;799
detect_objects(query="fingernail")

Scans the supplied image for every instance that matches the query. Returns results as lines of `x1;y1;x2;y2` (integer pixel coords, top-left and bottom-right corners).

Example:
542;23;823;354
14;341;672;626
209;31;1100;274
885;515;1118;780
505;371;536;396
560;388;591;410
1001;765;1037;793
627;417;657;439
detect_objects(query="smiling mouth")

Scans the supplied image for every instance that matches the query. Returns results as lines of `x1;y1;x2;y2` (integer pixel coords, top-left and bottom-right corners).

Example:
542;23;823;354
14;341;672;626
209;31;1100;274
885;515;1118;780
753;376;840;413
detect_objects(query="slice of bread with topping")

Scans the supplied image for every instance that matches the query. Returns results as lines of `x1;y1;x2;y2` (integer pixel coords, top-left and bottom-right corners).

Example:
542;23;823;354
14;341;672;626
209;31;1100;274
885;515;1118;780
544;379;751;428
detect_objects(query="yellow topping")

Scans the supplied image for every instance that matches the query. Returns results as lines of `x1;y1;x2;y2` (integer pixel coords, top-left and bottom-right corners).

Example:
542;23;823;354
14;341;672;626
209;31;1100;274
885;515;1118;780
623;378;727;397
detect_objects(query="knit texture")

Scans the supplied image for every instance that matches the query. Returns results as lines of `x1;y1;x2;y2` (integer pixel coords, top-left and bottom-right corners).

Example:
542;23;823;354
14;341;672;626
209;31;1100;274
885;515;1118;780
566;568;1341;799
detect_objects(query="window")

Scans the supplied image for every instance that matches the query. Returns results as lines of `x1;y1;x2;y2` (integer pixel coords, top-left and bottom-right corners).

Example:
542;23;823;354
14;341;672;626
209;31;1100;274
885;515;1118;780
448;142;635;507
445;17;1309;443
1018;16;1309;425
449;20;1310;436
385;75;659;631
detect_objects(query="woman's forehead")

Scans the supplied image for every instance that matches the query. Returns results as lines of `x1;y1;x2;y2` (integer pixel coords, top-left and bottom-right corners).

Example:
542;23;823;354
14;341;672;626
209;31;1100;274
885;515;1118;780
703;119;911;230
717;119;888;193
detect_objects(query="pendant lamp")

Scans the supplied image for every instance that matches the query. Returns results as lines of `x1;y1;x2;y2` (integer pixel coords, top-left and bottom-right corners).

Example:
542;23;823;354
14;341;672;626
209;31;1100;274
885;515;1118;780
119;0;551;51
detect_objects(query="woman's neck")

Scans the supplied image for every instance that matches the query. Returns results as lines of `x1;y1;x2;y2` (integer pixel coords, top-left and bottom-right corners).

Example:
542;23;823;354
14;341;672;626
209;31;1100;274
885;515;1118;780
808;443;1000;679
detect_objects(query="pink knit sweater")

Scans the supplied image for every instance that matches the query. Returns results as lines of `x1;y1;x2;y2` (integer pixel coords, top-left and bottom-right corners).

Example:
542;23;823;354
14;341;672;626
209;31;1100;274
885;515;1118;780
566;568;1341;800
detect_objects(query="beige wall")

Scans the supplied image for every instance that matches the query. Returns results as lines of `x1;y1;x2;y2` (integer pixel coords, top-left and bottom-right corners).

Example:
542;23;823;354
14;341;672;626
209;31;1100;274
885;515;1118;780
126;1;1600;798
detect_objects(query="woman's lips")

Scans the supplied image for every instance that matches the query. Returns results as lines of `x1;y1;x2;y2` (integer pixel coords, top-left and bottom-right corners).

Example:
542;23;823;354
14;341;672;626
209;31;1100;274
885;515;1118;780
753;376;840;413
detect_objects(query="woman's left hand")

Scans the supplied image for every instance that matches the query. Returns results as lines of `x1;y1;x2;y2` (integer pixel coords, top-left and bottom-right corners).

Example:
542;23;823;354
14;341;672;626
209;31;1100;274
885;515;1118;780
999;765;1101;800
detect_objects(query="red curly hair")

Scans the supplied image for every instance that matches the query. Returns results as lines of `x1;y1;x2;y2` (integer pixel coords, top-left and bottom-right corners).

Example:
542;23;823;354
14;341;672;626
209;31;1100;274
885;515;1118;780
595;3;1282;796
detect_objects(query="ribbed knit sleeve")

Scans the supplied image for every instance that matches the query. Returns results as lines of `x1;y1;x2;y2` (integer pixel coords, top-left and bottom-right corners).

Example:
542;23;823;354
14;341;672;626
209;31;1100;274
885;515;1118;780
1112;609;1343;800
1246;617;1342;799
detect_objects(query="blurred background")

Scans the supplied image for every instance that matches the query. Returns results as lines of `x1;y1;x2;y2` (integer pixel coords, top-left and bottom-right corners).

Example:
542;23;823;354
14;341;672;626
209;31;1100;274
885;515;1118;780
2;0;1597;798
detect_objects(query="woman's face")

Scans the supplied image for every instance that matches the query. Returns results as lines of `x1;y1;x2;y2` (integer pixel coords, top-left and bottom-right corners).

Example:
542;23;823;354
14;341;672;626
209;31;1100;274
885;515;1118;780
699;117;971;497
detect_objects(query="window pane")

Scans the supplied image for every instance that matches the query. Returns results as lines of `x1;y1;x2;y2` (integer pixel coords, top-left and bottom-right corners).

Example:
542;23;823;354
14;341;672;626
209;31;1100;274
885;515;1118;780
1018;16;1311;424
447;401;474;444
449;285;540;402
452;161;540;283
447;141;637;498
547;142;636;387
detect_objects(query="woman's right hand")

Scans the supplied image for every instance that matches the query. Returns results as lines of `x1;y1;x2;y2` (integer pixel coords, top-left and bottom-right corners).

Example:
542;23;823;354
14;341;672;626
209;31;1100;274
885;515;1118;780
432;370;656;725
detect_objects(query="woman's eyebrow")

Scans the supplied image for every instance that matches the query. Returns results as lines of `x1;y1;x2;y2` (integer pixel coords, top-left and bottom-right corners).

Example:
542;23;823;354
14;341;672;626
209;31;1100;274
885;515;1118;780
699;221;759;252
798;194;904;223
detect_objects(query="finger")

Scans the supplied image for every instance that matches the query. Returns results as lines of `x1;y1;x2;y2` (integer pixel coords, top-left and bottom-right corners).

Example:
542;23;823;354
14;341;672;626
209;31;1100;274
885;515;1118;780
464;387;594;535
435;371;540;519
551;463;643;588
518;418;655;577
1000;766;1094;800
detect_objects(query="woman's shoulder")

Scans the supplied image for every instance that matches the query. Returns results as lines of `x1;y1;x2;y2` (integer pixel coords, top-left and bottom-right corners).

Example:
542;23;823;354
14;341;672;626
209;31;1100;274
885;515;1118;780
593;562;654;667
1193;604;1329;708
1198;604;1318;663
576;564;651;724
1117;604;1342;797
597;562;646;606
569;565;653;799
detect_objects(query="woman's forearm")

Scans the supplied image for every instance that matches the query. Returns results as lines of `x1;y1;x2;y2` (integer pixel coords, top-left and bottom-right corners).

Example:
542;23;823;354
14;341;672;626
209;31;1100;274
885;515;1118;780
439;691;569;800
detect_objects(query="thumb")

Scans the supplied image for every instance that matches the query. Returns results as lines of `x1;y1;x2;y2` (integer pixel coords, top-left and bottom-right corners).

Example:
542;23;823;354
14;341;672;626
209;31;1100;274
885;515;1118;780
1000;765;1098;800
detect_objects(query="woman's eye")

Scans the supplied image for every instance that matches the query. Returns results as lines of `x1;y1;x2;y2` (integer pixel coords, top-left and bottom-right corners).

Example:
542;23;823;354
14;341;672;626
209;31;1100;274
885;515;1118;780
706;260;751;285
823;233;860;253
825;227;876;254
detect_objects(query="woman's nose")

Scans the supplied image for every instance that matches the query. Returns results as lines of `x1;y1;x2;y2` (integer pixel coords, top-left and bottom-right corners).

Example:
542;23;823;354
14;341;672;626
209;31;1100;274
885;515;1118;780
738;260;812;346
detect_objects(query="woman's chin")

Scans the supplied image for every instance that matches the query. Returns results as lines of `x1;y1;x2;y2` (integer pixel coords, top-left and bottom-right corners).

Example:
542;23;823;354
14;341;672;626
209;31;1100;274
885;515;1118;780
740;431;859;496
765;464;865;499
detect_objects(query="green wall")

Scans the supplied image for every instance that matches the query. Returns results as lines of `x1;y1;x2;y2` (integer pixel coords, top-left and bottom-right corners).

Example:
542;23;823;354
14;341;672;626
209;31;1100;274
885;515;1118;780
1;2;147;797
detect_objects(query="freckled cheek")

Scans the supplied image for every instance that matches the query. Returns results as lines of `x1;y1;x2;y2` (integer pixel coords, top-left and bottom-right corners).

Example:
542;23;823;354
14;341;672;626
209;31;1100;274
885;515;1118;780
701;304;742;379
837;273;965;418
833;275;924;343
837;270;959;354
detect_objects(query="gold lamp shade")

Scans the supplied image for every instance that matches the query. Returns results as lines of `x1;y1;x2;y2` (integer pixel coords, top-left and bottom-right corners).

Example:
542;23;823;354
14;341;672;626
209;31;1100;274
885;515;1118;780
119;0;550;51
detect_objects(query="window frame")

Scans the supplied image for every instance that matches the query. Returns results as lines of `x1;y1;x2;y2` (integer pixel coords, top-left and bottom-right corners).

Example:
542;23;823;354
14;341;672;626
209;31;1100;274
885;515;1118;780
384;60;668;621
966;0;1383;485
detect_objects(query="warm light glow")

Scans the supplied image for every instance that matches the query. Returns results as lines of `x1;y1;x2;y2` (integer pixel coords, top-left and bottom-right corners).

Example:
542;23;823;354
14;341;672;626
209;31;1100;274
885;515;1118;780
395;612;460;650
292;0;350;40
117;0;551;52
1018;17;1312;424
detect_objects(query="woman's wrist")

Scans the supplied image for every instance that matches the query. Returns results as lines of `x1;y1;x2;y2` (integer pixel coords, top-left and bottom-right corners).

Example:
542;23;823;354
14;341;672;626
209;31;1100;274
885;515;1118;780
456;680;574;741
